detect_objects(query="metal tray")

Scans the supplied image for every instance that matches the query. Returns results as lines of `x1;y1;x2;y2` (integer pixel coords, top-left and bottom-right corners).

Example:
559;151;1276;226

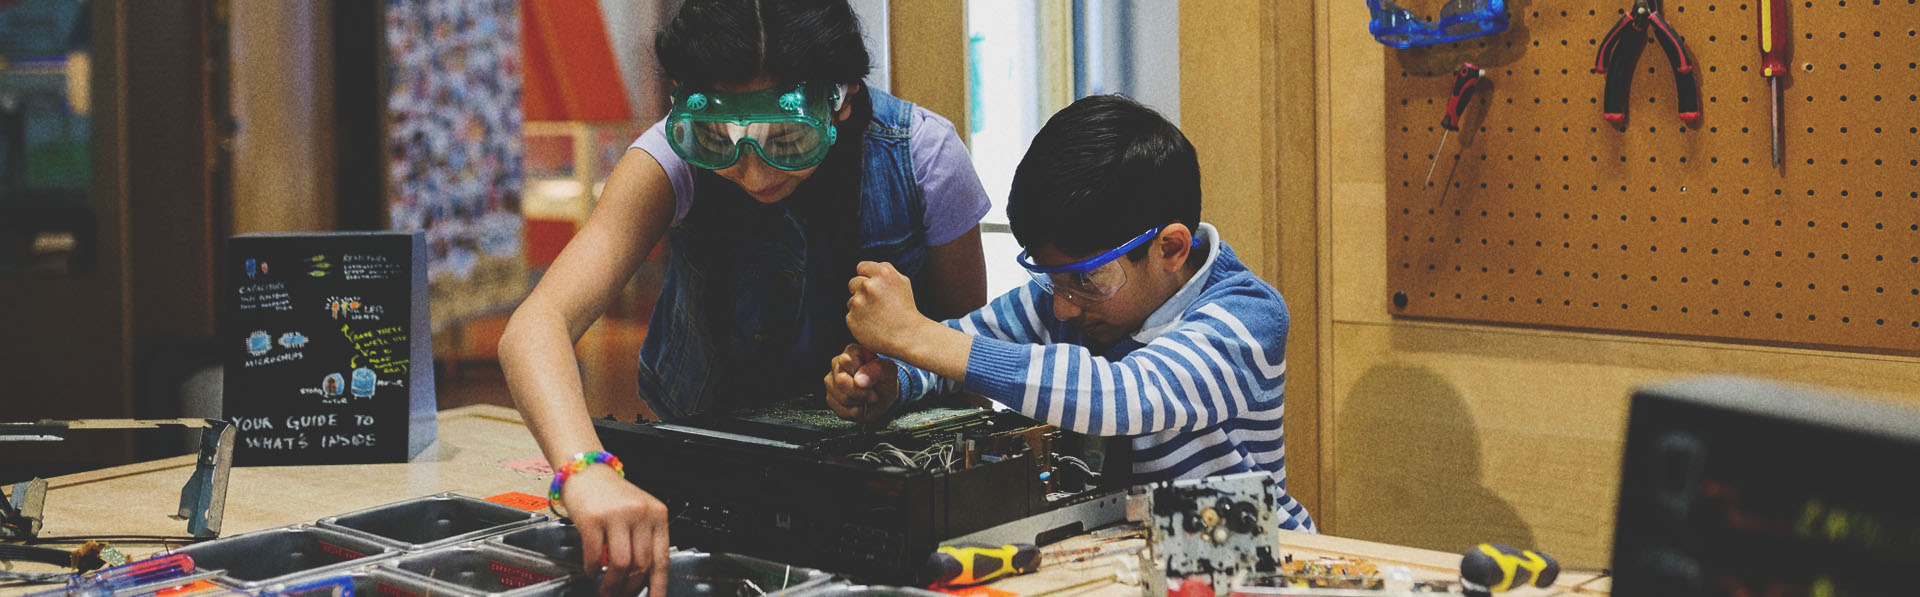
491;521;584;567
386;544;578;596
318;493;547;551
256;566;443;597
166;524;394;587
477;538;838;597
656;549;837;596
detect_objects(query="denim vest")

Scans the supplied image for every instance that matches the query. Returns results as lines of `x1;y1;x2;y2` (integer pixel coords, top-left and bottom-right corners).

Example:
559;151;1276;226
636;88;928;420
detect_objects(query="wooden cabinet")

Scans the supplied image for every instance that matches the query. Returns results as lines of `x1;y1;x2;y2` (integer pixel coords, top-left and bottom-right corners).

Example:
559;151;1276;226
0;1;224;480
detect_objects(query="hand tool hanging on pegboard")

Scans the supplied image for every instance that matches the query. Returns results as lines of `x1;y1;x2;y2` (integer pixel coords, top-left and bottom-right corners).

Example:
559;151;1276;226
1757;0;1790;166
1593;0;1701;126
1424;63;1487;188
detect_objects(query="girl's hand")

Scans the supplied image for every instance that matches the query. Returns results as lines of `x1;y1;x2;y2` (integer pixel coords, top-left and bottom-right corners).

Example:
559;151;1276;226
561;468;671;596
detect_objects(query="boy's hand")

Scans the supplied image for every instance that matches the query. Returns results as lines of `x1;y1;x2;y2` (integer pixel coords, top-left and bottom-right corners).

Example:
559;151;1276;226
824;344;899;424
847;261;934;356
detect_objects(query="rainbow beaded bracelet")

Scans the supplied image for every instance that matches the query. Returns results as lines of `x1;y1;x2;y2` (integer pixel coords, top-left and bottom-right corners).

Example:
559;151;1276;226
547;451;625;516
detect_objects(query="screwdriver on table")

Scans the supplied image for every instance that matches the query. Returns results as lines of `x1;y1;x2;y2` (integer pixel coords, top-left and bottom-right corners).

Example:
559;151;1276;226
924;542;1040;587
1423;63;1487;188
1759;0;1788;167
1459;543;1560;596
25;553;197;597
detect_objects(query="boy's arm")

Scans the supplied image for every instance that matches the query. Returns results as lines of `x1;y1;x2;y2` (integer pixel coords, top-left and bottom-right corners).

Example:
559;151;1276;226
953;301;1286;437
890;280;1060;407
850;262;1286;436
888;330;957;407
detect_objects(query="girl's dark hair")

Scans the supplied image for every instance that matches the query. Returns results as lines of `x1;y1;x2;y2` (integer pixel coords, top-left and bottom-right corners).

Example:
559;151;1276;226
664;0;876;324
656;0;871;89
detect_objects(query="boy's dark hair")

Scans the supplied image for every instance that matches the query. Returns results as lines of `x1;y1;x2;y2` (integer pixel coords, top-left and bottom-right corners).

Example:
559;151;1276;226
656;0;870;89
1007;95;1201;259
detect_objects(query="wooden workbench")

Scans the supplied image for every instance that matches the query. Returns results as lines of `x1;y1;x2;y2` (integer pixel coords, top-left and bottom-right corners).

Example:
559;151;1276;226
4;406;1608;595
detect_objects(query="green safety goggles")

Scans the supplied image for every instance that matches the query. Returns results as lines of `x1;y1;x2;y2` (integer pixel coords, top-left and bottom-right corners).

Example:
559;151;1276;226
665;82;847;171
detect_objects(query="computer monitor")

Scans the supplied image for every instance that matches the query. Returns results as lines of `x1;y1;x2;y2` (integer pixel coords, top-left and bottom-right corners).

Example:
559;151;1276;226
1612;377;1920;596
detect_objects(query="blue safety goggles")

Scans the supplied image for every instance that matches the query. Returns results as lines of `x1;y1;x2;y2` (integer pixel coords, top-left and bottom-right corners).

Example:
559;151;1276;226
1367;0;1510;49
1016;226;1201;306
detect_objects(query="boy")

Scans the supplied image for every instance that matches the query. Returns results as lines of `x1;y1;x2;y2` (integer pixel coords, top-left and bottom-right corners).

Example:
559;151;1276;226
824;95;1314;531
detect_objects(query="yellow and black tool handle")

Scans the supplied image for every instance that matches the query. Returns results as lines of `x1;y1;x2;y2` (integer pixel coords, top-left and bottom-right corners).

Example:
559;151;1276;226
1460;543;1559;594
924;542;1040;587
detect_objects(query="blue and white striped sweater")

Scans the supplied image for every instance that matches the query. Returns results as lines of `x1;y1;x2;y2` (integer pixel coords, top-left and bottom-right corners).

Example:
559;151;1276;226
894;226;1316;531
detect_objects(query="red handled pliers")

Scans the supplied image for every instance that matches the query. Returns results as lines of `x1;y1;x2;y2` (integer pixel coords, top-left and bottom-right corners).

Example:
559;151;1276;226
1593;0;1701;125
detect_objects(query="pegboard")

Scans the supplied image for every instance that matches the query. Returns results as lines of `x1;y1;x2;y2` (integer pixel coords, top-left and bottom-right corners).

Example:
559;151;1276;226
1384;0;1920;354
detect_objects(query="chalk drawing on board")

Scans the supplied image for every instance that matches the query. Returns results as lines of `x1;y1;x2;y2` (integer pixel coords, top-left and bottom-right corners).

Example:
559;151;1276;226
309;254;332;278
247;330;272;356
237;282;293;312
351;367;377;398
245;258;271;280
325;296;386;322
327;296;361;320
340;324;410;377
342;254;403;281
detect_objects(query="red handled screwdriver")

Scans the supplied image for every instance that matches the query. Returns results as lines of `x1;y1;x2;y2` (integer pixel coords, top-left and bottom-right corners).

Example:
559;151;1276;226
1758;0;1788;167
1423;63;1486;188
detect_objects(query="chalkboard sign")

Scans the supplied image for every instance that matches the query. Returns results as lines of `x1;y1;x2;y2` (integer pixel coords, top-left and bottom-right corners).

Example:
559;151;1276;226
224;232;437;465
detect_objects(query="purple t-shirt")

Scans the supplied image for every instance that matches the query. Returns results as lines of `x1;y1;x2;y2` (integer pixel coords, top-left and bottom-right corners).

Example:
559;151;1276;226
630;106;991;246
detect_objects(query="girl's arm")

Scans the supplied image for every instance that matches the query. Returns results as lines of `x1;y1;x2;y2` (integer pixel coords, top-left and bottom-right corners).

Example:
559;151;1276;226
498;148;677;593
915;225;988;320
500;148;673;470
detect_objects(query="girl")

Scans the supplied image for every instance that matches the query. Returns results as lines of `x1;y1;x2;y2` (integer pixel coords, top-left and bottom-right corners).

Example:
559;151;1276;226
499;0;990;593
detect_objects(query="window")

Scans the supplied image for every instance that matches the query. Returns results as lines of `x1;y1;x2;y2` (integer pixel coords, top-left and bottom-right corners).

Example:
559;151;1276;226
966;0;1179;297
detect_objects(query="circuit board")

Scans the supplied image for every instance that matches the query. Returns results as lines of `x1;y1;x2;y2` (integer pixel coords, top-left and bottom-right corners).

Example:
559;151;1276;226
666;394;1121;497
1148;472;1284;594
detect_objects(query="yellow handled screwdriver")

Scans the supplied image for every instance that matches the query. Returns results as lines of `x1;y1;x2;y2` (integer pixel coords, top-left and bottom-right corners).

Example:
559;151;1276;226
1459;543;1560;595
1758;0;1789;167
924;543;1040;587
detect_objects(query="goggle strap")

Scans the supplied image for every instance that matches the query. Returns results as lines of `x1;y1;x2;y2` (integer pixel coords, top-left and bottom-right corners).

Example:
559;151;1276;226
1018;226;1202;274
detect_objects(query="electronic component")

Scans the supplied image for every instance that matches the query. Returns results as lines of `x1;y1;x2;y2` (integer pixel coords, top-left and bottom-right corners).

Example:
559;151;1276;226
1276;557;1383;590
1235;555;1463;595
1145;471;1283;595
594;396;1128;584
1613;378;1920;596
945;489;1129;549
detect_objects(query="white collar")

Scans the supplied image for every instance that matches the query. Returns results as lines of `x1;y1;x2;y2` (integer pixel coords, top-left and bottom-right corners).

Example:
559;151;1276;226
1130;222;1220;344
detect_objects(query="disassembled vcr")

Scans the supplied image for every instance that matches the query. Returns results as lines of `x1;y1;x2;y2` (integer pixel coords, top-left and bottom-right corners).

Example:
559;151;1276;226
593;396;1129;583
